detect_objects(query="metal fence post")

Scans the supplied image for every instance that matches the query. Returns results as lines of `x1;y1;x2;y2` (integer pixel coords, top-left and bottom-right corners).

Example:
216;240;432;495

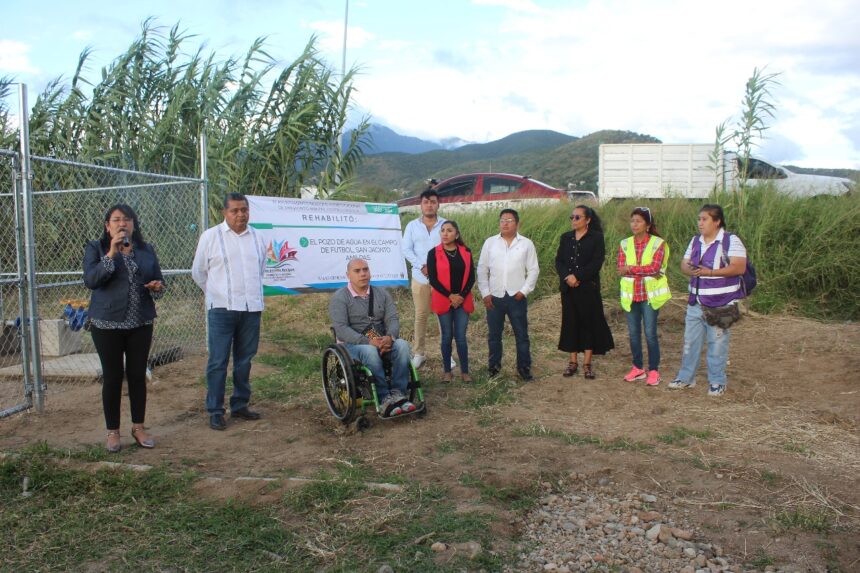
12;154;34;411
199;132;209;339
18;84;44;412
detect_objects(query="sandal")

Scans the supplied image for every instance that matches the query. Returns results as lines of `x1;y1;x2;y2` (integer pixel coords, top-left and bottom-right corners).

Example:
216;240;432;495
441;372;453;383
106;430;121;453
131;426;155;449
563;362;578;377
583;363;595;380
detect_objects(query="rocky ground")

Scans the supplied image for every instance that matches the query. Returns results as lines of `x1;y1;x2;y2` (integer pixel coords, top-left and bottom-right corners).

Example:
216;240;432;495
509;477;809;573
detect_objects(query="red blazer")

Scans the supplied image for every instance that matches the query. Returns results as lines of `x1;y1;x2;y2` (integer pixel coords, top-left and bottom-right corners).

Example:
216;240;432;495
430;244;475;315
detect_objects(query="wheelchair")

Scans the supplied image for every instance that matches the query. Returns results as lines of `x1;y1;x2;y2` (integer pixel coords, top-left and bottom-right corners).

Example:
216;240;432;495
321;338;426;429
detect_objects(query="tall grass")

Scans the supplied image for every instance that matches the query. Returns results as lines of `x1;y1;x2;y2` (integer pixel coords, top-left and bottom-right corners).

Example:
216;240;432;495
409;188;860;320
2;20;370;221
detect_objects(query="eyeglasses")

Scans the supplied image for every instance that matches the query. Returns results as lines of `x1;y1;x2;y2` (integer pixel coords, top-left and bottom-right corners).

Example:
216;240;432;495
499;218;516;223
569;215;584;221
109;217;132;223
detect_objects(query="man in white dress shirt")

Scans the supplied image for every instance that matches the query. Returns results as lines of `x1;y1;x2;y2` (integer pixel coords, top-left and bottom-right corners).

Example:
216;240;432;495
476;208;540;381
192;193;266;430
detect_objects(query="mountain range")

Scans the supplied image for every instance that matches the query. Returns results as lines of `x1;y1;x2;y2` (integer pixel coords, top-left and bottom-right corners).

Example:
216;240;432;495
348;125;860;197
352;127;660;195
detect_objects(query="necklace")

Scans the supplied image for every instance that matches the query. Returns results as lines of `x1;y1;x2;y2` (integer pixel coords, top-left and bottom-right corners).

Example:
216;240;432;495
444;248;458;259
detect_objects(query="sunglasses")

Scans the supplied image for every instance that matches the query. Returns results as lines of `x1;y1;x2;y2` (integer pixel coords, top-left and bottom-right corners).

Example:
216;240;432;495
569;214;585;221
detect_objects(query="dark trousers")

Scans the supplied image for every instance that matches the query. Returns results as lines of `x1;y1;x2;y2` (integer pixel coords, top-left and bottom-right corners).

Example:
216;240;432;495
486;294;531;371
91;324;154;430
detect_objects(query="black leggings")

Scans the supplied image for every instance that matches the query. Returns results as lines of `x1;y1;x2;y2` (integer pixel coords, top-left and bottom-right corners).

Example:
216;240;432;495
91;324;153;430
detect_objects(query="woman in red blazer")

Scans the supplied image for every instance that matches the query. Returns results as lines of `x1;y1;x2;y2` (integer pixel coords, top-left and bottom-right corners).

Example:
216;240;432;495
426;221;476;382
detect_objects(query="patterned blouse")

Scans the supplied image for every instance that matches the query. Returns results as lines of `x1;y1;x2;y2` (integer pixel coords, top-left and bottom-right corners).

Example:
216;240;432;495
90;252;165;330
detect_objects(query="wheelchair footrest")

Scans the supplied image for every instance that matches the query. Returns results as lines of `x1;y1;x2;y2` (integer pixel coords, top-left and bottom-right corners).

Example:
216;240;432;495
376;401;426;420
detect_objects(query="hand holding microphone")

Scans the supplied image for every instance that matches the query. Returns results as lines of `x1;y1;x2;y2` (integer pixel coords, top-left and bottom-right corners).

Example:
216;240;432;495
121;229;130;247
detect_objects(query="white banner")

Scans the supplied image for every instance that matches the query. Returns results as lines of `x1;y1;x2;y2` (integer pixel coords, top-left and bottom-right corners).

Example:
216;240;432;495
247;196;408;295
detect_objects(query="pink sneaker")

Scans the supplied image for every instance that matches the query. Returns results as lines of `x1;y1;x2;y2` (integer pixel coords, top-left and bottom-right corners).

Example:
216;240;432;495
646;370;661;386
623;366;646;382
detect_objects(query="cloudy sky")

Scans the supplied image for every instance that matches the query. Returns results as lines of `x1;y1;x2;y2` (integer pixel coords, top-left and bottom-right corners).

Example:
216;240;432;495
2;0;858;167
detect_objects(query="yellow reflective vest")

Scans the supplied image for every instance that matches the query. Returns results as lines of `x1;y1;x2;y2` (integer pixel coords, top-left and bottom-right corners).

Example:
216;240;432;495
619;235;671;312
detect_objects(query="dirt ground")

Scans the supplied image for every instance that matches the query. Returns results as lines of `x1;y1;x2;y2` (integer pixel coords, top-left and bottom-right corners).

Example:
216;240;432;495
1;294;858;571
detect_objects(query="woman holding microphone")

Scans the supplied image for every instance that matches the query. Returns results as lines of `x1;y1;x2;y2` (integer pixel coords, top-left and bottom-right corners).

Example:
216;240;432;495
83;204;165;452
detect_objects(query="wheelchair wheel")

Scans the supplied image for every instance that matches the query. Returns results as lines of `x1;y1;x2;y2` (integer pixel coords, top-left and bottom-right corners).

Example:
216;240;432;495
322;345;357;423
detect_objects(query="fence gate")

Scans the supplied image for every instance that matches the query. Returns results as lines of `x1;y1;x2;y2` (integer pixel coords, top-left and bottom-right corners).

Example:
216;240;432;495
1;85;207;418
0;150;32;417
26;157;206;398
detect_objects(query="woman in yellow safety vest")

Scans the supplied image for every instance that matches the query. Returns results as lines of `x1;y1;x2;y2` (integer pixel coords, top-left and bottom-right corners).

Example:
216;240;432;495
617;207;671;386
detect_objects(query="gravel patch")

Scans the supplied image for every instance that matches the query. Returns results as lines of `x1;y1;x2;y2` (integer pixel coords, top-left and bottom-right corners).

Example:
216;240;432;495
506;478;803;573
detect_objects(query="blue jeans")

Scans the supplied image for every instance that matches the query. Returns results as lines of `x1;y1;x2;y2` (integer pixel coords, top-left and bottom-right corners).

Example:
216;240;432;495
344;338;411;402
675;303;731;387
206;308;262;414
437;306;470;374
625;301;660;371
487;294;531;371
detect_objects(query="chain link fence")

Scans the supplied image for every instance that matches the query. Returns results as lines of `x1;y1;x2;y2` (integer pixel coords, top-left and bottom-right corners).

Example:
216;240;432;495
27;157;206;392
0;150;31;417
0;154;206;416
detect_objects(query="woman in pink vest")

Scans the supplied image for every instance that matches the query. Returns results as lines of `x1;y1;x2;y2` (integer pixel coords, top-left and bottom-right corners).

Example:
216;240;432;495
427;221;476;382
669;204;748;396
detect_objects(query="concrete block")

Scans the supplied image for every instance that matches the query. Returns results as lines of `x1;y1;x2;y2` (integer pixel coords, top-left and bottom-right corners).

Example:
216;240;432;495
39;319;82;356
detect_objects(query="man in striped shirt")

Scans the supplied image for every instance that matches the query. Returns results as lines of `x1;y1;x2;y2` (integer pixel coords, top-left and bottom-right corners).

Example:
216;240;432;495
192;193;267;431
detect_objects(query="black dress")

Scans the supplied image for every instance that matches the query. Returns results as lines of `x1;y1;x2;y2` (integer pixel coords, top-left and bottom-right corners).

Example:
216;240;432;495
555;230;615;354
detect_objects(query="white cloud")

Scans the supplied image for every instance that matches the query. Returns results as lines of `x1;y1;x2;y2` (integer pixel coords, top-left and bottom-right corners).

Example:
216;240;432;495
0;39;39;74
306;19;376;55
352;0;860;167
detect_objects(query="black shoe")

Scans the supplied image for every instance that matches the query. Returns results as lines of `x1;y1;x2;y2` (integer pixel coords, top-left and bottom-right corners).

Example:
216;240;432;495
518;367;534;382
488;366;500;378
231;407;261;420
209;413;227;431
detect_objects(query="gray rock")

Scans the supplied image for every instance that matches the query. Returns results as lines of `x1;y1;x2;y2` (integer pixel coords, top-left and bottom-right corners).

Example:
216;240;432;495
451;541;482;559
641;494;657;503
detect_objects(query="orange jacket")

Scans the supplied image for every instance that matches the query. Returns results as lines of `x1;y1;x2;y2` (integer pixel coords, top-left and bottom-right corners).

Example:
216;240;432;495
430;244;475;315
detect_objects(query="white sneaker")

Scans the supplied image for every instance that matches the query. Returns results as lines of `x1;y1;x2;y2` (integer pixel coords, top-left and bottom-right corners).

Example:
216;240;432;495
450;358;457;369
411;354;425;369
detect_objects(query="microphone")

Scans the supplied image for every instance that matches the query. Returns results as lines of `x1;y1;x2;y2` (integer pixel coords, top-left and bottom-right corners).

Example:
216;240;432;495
122;231;130;247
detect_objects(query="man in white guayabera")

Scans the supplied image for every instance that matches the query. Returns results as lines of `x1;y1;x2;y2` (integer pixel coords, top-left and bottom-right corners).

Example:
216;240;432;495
192;192;266;431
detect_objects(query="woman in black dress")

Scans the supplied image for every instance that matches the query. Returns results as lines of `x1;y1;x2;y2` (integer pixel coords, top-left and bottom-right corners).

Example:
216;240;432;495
555;204;614;379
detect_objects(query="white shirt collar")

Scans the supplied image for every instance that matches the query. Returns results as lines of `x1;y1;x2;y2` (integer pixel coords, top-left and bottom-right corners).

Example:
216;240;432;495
220;219;251;236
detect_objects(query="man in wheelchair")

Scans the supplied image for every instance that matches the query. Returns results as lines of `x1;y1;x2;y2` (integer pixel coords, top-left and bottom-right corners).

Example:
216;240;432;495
329;258;417;417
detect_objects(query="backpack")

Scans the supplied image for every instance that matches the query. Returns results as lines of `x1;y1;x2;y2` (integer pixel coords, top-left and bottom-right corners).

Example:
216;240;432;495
721;233;757;297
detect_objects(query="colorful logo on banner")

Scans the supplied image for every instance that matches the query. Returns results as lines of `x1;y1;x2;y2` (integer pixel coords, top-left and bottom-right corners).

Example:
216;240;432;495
266;239;299;268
